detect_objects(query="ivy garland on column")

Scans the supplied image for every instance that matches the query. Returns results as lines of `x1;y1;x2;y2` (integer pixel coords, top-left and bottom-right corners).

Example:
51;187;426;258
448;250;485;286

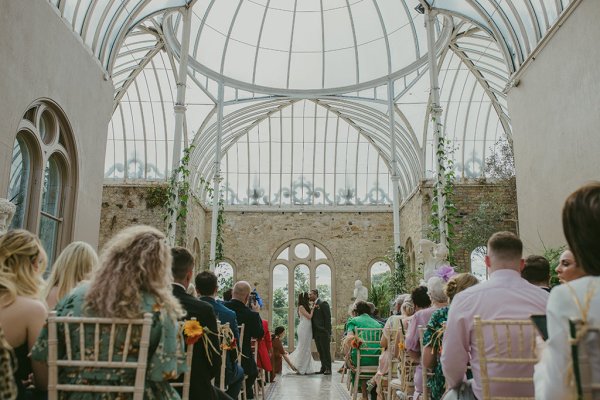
429;135;458;264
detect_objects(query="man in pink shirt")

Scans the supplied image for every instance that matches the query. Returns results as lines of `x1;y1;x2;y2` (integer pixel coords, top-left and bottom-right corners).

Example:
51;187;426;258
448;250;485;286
441;232;548;399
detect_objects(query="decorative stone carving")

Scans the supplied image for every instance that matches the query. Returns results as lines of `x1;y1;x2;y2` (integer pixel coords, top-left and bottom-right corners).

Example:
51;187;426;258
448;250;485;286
0;199;17;235
418;239;449;280
353;279;369;302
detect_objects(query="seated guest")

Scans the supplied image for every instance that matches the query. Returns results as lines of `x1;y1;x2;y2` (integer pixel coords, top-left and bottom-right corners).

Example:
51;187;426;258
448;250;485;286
170;248;222;399
535;182;600;399
406;277;448;398
555;249;587;284
344;301;382;399
224;281;264;400
521;255;551;292
42;241;98;309
0;230;48;399
442;231;548;399
32;225;186;399
256;318;273;382
422;273;479;400
196;271;244;399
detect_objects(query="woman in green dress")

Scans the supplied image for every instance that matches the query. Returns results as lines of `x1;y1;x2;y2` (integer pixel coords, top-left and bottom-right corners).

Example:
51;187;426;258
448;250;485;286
422;273;479;400
32;225;186;399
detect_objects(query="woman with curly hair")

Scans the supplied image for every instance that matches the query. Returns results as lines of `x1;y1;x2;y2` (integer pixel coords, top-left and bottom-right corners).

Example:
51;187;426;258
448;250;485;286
32;225;185;399
41;241;98;310
422;273;479;400
0;229;48;399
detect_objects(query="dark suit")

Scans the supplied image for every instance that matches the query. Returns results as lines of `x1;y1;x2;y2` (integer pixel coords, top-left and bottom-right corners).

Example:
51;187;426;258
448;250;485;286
200;296;245;399
224;299;264;399
172;284;222;400
311;298;332;372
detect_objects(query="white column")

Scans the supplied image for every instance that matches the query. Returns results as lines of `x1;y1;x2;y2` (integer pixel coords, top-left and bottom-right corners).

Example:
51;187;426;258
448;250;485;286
387;80;402;256
425;8;447;246
168;5;193;245
209;82;225;271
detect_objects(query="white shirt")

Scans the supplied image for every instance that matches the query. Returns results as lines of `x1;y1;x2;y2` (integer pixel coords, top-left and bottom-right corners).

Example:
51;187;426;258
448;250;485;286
534;276;600;400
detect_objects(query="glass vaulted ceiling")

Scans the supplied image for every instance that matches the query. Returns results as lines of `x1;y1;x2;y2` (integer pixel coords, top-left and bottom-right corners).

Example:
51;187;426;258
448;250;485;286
96;0;577;208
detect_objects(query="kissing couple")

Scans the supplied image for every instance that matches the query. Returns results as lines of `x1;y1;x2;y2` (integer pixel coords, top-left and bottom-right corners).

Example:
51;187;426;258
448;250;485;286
285;289;332;375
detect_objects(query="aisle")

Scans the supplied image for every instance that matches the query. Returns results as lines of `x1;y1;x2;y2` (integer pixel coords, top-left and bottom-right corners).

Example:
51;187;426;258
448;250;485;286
265;362;351;400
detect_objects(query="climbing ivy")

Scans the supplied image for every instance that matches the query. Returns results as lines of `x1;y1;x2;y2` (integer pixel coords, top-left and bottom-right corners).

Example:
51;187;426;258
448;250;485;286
164;145;195;245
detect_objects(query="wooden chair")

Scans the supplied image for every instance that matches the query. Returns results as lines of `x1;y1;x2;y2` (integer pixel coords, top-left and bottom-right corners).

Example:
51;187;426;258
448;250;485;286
388;322;417;400
218;322;233;391
569;319;600;400
418;325;434;400
170;320;196;400
352;327;383;400
47;311;153;400
237;324;247;400
473;316;537;400
377;325;400;400
252;338;266;400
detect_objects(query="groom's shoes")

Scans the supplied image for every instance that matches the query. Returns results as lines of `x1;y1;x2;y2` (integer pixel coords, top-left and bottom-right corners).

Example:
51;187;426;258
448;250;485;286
316;370;325;374
323;369;332;375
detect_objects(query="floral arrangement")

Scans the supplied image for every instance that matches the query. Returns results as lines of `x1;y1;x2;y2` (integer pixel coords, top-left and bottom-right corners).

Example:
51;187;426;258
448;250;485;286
351;336;363;349
181;318;219;365
435;264;457;282
397;341;406;352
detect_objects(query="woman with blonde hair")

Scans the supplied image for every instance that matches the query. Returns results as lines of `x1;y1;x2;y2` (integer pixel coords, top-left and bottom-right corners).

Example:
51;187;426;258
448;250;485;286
32;225;186;399
0;229;48;399
42;241;98;309
422;273;479;400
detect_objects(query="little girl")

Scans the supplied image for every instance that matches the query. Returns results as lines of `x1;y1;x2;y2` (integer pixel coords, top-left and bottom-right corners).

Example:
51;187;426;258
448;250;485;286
270;326;297;382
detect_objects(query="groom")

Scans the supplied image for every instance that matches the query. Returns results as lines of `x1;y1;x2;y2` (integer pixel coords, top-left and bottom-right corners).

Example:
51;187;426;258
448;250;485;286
309;289;332;375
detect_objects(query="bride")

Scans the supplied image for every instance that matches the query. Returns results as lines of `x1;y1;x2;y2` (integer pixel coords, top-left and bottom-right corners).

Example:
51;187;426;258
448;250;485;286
284;292;318;375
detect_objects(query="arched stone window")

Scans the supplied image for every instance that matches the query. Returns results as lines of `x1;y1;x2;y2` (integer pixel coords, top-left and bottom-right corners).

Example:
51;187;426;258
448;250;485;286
369;260;392;287
215;260;235;297
471;246;488;281
270;239;334;350
8;100;77;268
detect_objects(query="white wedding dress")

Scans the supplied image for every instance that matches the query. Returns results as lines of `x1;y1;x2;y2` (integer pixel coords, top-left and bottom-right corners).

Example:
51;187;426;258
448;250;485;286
283;314;318;375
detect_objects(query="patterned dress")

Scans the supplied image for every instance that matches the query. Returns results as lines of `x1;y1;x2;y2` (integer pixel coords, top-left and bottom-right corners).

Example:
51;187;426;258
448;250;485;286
32;284;186;400
422;306;449;400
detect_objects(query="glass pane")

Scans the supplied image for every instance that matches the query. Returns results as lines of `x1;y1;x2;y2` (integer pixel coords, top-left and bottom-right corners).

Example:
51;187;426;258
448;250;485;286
315;264;332;304
294;243;310;259
471;246;488;282
39;215;59;270
39;157;62;267
215;262;234;298
293;264;310;345
272;264;289;346
41;157;62;217
315;247;327;260
277;247;289;261
370;261;391;286
8;136;30;229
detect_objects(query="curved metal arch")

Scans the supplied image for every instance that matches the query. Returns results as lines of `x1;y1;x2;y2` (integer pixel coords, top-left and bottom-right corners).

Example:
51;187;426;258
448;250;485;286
162;11;455;97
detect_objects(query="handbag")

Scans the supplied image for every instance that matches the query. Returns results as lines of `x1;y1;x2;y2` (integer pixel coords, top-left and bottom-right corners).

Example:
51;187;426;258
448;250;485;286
441;380;477;400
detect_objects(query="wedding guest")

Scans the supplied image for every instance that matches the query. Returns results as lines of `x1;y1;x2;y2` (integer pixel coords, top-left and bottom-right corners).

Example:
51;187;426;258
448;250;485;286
442;231;548;399
196;271;244;399
225;281;264;400
170;247;222;399
535;182;600;399
422;273;479;400
406;277;448;398
555;249;587;284
32;225;186;399
270;326;297;381
42;241;98;309
222;288;233;302
256;318;273;380
521;255;551;292
0;230;48;399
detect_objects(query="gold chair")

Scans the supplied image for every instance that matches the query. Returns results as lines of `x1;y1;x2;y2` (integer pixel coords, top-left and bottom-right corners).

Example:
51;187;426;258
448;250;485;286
570;319;600;400
218;322;234;391
388;322;417;400
47;311;154;400
376;324;400;400
352;327;383;400
237;323;247;400
418;325;435;400
170;320;196;400
252;338;266;400
473;316;537;400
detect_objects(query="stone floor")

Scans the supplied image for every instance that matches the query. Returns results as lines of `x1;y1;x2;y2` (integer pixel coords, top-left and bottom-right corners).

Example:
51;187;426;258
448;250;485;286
264;361;351;400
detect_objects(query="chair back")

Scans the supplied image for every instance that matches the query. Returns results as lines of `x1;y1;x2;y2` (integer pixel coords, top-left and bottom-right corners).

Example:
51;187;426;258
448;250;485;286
382;322;400;400
473;316;537;400
170;320;195;400
570;319;600;400
354;328;383;369
47;311;153;400
237;323;245;364
218;322;233;391
0;325;17;400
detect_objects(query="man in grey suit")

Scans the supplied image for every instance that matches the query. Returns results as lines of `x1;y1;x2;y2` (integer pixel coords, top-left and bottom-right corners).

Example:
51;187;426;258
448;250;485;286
308;289;332;375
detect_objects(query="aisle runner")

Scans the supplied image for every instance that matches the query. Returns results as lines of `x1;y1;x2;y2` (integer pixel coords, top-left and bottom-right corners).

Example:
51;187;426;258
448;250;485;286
265;362;351;400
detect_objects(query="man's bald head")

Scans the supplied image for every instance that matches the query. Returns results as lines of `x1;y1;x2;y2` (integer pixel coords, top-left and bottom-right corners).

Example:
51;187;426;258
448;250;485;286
232;281;252;302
